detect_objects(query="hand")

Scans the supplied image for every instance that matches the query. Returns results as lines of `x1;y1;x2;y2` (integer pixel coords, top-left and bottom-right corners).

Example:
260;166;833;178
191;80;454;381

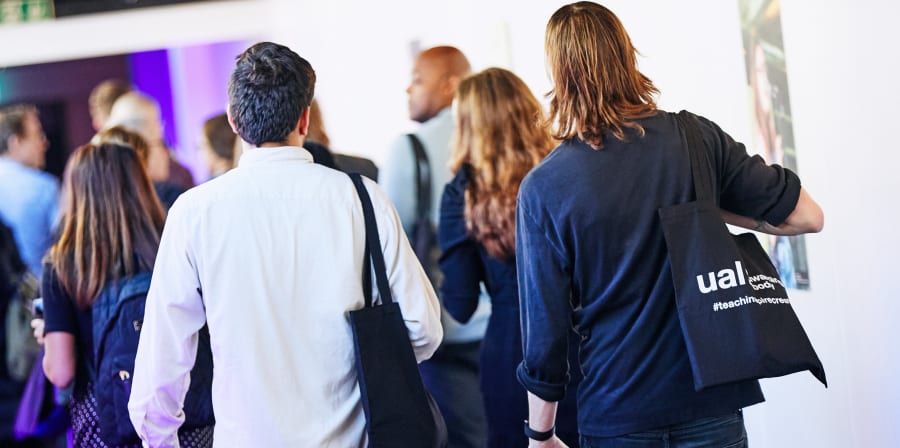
31;318;45;345
529;435;569;448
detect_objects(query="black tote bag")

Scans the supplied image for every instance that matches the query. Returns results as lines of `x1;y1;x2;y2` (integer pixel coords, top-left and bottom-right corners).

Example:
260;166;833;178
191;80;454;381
658;111;827;391
347;173;447;448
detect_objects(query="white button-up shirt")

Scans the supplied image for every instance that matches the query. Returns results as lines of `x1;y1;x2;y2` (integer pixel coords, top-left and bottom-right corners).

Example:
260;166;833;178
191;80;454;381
128;146;443;447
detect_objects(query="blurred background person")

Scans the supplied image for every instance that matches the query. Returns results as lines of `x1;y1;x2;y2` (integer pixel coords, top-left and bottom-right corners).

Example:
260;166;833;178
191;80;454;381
305;99;379;180
0;104;58;279
87;79;132;132
199;113;236;179
105;91;194;208
0;104;66;448
302;99;338;169
380;45;489;448
440;67;580;447
90;126;150;164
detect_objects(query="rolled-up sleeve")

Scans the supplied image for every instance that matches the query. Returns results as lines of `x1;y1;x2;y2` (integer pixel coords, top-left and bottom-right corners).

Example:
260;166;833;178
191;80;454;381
698;115;802;225
366;179;443;362
515;198;572;402
128;198;208;448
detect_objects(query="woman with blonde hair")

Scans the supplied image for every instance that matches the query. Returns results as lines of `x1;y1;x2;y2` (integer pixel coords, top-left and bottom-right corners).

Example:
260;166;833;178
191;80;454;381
439;67;580;447
40;142;214;447
517;3;824;447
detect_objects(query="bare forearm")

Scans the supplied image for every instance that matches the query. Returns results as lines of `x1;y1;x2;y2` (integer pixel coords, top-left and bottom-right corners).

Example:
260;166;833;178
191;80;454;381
526;392;568;447
721;210;805;236
527;391;557;432
722;188;824;236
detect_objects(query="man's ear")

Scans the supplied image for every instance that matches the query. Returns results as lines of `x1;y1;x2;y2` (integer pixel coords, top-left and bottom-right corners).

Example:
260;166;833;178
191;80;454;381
297;107;311;137
442;75;461;101
225;107;239;134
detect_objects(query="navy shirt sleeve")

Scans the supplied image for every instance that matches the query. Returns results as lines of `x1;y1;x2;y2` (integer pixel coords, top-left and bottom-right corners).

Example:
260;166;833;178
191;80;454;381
42;264;79;335
515;190;573;402
696;114;801;225
437;169;484;323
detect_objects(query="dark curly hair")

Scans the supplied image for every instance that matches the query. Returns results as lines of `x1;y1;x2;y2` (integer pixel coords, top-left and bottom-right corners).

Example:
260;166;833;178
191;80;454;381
228;42;316;146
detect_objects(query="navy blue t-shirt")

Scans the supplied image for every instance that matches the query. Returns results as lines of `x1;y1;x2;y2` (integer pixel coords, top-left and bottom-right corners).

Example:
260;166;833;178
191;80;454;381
516;111;800;437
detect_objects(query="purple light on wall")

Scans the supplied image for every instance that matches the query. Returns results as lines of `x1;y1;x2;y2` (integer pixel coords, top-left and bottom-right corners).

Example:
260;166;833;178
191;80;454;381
167;40;249;182
128;50;179;151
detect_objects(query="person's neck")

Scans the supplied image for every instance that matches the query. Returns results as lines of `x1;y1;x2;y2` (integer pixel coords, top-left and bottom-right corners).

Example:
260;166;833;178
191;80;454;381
423;106;450;123
254;134;305;149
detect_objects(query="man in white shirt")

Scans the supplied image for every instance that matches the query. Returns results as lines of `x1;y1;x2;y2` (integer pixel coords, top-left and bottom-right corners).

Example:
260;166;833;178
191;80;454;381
128;41;443;447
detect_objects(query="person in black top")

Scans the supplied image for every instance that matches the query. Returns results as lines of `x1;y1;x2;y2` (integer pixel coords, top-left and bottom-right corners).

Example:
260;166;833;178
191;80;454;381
40;142;213;447
517;3;824;448
439;68;580;447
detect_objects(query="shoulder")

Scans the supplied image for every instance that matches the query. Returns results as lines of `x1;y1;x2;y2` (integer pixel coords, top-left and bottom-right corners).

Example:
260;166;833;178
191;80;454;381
357;175;404;222
440;168;468;218
444;167;468;200
385;133;414;159
674;110;731;144
41;263;68;303
418;109;452;136
520;141;578;196
20;168;60;198
416;111;453;154
33;169;59;188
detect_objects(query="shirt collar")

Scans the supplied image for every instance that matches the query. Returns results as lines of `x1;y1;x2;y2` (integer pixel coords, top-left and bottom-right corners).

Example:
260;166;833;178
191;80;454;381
237;146;314;168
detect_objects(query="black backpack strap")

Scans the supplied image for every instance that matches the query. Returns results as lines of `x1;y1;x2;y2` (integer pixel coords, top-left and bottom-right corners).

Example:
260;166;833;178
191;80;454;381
407;134;432;223
349;173;394;307
675;111;716;202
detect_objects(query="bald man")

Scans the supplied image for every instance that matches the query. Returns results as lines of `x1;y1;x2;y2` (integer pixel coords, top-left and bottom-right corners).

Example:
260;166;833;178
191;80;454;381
106;91;195;207
380;46;490;448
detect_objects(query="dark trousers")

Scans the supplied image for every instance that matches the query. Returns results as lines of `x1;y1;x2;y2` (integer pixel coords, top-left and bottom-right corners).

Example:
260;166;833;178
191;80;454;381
580;411;748;448
419;340;486;448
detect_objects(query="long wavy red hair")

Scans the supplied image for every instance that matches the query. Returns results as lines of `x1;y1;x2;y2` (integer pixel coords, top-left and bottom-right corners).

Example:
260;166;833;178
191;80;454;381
545;1;659;149
449;68;554;260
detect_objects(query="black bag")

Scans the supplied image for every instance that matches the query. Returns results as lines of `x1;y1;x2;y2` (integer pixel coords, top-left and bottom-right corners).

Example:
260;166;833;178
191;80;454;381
90;272;215;445
0;220;41;382
658;111;827;391
347;173;447;448
407;134;440;285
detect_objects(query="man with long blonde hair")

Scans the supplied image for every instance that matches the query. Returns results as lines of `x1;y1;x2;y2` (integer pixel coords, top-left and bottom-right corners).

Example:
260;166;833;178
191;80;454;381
517;3;824;447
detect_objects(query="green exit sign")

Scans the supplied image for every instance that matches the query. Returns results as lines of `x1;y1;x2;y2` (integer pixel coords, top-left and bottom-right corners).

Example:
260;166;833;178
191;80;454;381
0;0;54;24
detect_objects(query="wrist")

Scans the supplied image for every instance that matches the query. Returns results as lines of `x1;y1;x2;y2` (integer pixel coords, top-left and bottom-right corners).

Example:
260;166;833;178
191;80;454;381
524;420;555;442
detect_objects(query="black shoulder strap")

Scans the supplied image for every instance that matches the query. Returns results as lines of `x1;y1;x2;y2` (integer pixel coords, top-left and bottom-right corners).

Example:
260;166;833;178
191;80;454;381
349;173;394;307
407;134;432;222
91;272;152;377
675;111;715;202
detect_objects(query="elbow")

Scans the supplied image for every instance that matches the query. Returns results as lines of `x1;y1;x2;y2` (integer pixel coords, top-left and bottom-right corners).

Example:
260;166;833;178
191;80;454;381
798;202;824;233
443;296;476;324
810;212;824;233
786;188;824;234
42;357;74;389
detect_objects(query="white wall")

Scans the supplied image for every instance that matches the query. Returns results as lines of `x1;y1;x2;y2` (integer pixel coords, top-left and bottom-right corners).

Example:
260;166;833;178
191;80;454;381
1;1;897;446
